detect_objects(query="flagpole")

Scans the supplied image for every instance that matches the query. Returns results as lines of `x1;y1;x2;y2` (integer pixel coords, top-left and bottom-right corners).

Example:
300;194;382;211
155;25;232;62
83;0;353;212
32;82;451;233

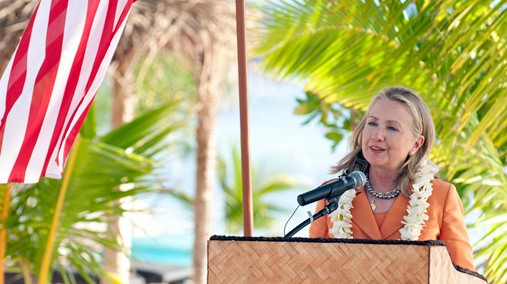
235;0;254;236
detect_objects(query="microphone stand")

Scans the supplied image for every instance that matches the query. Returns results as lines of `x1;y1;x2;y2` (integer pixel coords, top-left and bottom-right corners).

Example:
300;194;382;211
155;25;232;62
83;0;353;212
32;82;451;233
284;197;339;238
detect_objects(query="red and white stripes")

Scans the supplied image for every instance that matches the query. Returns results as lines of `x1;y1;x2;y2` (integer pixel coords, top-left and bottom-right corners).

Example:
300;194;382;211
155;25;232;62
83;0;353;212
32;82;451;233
0;0;135;183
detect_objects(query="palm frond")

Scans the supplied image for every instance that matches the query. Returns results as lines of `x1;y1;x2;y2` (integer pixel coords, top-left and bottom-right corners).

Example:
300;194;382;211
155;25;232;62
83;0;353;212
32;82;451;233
217;144;306;233
4;102;185;281
254;0;507;281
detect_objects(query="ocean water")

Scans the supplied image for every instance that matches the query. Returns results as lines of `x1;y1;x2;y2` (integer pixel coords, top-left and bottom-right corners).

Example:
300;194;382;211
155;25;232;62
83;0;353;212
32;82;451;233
131;233;193;267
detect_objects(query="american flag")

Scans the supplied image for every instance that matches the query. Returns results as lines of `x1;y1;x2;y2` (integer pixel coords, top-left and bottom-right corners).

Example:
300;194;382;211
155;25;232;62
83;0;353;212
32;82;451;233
0;0;135;183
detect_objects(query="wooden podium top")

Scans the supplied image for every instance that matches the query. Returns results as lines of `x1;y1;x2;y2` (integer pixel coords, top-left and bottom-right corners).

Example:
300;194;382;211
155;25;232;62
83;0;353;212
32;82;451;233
208;235;487;283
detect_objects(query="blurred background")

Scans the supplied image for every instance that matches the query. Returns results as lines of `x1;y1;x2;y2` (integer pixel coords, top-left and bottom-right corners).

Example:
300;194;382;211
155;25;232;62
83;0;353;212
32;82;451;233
128;66;342;277
0;0;506;283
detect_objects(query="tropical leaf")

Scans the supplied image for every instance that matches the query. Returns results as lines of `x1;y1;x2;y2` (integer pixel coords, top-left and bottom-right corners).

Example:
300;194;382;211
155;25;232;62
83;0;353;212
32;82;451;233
4;102;186;282
218;144;306;234
253;0;507;281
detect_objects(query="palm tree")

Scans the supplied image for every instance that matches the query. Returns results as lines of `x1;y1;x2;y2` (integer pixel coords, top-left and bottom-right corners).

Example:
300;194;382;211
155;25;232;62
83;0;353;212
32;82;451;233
116;2;237;283
1;1;238;282
0;102;187;283
252;0;507;282
100;1;238;282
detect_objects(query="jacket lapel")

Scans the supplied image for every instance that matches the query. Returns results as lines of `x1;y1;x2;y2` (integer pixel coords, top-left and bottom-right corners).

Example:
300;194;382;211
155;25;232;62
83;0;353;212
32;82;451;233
350;188;382;239
380;193;410;239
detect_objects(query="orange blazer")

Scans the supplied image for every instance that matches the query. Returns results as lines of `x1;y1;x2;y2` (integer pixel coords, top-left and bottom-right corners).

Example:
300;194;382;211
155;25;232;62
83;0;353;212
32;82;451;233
309;179;475;271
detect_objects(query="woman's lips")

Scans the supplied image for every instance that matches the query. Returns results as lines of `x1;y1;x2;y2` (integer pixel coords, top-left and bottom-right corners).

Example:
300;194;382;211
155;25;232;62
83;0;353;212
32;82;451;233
370;145;385;153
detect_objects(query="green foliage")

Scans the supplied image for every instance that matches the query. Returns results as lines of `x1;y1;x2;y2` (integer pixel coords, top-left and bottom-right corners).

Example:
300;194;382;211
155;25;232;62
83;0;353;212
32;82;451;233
254;0;507;281
134;53;196;158
2;102;187;283
134;53;196;117
168;143;306;234
294;90;365;149
217;144;304;234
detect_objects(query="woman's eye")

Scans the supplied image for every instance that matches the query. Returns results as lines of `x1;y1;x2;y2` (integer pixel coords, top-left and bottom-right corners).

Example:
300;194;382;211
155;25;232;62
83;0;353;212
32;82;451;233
388;126;398;131
367;121;377;126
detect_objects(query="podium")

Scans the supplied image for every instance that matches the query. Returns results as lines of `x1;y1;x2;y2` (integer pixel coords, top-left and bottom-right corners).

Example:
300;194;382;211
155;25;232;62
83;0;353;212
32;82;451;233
208;236;487;283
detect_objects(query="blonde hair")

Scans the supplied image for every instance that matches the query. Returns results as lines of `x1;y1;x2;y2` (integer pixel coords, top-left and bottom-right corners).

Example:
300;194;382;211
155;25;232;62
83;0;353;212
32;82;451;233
331;86;437;196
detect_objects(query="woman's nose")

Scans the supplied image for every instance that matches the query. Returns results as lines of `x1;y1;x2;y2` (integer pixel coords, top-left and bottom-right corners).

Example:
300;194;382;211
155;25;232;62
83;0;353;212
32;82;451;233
371;128;385;141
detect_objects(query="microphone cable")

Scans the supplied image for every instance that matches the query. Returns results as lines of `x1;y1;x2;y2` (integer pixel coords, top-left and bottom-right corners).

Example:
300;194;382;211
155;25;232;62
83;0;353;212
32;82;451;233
283;205;300;236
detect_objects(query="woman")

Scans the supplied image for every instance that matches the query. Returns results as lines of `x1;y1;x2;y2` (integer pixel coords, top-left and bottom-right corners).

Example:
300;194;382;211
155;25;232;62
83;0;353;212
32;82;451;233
309;86;475;271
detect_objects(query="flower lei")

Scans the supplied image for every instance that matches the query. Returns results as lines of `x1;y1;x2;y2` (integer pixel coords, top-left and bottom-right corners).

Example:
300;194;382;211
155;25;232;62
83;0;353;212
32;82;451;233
329;160;438;240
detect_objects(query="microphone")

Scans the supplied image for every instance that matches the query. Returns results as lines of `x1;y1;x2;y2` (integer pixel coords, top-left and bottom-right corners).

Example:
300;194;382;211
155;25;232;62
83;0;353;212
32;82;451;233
297;171;366;206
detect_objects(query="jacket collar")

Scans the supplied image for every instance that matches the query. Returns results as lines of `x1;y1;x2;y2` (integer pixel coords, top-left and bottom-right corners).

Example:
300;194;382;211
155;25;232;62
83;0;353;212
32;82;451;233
351;188;410;239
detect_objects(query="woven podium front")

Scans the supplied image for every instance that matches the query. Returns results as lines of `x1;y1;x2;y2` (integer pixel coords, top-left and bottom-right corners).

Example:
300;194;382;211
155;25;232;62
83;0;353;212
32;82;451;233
207;236;487;284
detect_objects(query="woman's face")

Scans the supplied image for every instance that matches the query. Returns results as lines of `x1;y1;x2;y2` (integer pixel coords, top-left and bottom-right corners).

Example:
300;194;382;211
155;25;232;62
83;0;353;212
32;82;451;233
361;98;424;174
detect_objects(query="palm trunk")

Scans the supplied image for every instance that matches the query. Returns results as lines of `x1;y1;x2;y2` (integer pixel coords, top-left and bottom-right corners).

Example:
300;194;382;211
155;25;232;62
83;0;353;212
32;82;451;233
192;34;227;282
102;214;133;284
192;108;216;283
101;68;136;284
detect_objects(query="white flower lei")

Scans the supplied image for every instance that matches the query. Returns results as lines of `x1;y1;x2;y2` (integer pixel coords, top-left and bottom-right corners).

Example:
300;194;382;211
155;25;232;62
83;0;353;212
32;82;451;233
328;189;357;238
329;160;438;240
